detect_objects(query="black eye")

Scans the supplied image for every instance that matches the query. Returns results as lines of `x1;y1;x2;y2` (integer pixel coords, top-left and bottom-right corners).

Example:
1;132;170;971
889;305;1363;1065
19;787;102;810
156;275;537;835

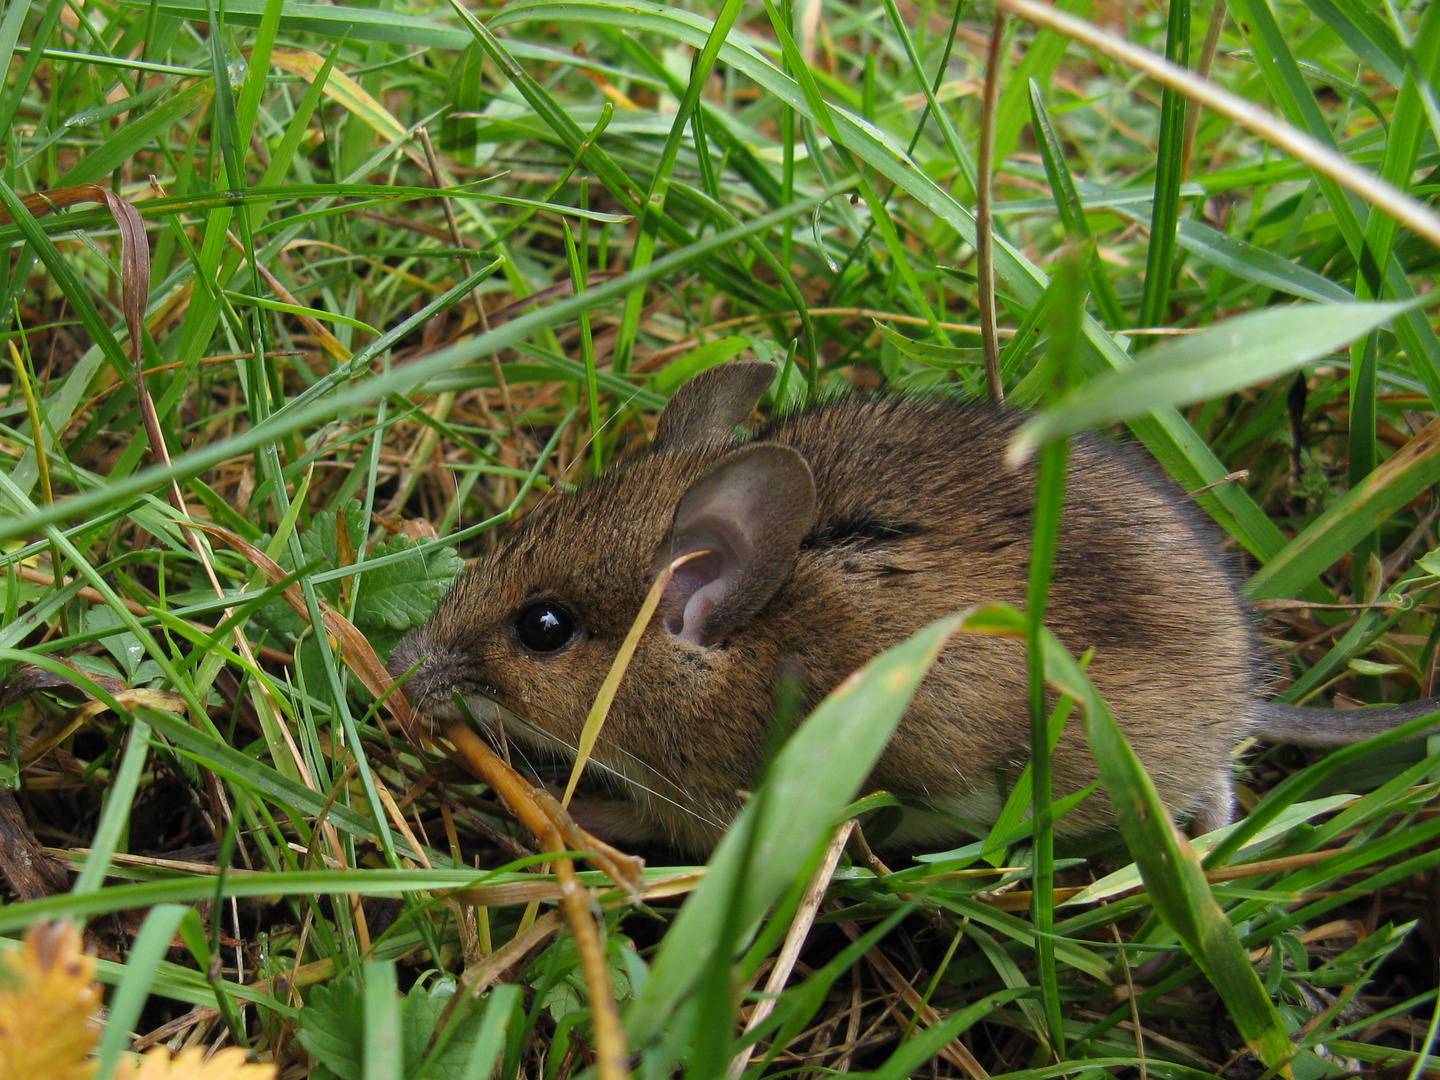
513;600;578;655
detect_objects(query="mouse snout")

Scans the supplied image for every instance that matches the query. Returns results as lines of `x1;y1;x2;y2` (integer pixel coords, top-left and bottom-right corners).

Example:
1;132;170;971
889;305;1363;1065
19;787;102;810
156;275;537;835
385;629;425;681
386;630;463;712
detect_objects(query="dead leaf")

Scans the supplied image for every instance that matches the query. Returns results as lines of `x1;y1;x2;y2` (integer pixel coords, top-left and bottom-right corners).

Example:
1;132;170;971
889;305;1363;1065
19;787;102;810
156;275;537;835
0;922;101;1080
0;791;71;900
0;661;126;710
114;1047;274;1080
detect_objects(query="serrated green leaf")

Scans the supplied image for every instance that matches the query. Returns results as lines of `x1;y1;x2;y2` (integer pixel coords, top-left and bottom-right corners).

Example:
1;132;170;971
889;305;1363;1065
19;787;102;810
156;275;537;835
302;505;367;590
299;971;367;1080
253;505;359;637
401;976;489;1080
355;535;464;632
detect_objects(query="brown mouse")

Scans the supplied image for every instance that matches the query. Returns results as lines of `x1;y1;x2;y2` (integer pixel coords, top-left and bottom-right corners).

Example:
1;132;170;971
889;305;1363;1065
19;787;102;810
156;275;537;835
389;361;1439;854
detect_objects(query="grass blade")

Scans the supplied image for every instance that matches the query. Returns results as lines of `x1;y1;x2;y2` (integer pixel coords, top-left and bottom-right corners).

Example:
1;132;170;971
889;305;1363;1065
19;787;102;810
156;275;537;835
1010;300;1417;462
626;614;962;1047
1245;417;1440;600
1039;627;1294;1071
1136;0;1189;336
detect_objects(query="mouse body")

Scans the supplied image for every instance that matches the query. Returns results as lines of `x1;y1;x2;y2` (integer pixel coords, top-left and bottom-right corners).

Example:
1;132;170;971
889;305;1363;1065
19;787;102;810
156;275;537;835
390;362;1434;854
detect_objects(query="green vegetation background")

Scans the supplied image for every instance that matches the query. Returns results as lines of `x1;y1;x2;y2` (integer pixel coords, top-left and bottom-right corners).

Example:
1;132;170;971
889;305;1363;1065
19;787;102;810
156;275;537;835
1;0;1439;1076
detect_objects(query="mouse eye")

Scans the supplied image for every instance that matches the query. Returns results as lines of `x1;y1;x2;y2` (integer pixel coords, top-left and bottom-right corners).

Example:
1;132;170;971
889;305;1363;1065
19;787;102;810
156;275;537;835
513;600;578;655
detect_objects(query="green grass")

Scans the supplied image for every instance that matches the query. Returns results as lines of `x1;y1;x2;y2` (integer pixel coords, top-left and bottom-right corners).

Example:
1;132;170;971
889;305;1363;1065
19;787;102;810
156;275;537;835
2;0;1440;1076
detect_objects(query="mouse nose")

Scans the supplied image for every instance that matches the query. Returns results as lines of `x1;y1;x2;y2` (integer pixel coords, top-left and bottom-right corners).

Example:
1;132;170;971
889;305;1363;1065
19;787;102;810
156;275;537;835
386;630;425;681
386;631;455;709
385;633;469;720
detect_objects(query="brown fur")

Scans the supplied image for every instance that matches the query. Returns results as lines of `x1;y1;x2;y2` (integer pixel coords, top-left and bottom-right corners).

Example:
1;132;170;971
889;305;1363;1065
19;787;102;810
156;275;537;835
391;372;1264;854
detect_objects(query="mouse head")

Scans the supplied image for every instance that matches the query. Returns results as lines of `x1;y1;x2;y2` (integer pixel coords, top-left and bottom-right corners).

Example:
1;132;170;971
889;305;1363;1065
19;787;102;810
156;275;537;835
387;362;817;782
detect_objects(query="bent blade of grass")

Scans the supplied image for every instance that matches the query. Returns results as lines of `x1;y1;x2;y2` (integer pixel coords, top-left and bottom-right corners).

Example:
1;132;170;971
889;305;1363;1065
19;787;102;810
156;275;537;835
1008;300;1418;464
0;180;135;393
625;614;963;1046
1034;621;1294;1072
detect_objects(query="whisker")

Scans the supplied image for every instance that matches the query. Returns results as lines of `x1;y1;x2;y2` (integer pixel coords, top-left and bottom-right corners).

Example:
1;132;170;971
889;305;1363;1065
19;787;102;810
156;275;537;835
444;682;730;836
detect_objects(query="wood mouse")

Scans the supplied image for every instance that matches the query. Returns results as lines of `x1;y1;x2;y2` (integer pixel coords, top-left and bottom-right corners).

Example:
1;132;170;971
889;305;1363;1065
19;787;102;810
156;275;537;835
389;360;1440;854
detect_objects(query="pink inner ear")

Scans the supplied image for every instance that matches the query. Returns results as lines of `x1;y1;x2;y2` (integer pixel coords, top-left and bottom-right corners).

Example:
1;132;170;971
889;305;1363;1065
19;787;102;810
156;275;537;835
662;550;731;645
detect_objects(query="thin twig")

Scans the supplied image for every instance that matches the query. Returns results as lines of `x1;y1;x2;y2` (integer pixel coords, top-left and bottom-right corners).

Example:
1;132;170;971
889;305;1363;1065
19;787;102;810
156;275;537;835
1110;920;1147;1080
728;820;855;1078
1180;0;1228;181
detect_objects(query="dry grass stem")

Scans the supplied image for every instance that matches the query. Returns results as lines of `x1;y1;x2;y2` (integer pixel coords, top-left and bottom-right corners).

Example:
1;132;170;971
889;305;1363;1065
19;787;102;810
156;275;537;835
1000;0;1440;251
563;551;700;807
729;819;856;1078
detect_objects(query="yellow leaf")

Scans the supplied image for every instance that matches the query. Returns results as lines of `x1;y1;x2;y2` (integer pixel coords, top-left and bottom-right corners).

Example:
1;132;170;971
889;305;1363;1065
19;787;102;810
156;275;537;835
0;923;275;1080
269;49;408;144
0;922;101;1080
115;1047;275;1080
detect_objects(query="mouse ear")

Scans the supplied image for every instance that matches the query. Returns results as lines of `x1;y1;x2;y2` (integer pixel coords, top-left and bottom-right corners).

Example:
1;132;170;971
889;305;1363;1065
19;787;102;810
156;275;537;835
660;442;816;646
651;361;776;454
